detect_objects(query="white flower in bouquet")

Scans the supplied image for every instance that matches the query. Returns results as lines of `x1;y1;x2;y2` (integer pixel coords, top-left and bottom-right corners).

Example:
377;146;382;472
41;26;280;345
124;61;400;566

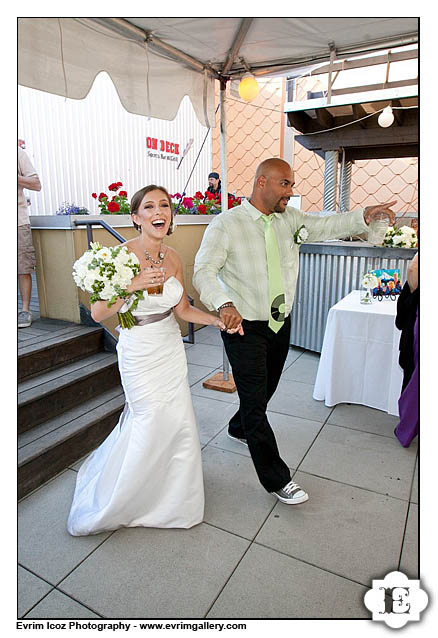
72;242;143;329
294;224;309;244
362;272;378;289
383;225;417;248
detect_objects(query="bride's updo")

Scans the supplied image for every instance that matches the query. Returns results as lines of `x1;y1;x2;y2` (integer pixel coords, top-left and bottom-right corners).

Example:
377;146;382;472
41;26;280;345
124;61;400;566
130;185;175;235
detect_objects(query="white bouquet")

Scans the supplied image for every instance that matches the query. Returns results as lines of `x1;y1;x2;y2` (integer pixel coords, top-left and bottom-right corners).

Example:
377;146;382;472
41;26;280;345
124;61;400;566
360;271;378;304
362;272;378;290
72;242;143;329
294;224;309;245
383;225;417;248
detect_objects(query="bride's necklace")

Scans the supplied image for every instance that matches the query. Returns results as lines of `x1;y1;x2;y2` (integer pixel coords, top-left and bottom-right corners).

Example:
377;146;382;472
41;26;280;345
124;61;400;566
142;240;165;265
144;248;164;265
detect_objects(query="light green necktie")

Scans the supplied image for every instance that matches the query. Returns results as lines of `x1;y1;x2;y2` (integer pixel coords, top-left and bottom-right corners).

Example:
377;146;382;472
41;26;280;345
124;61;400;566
262;214;286;333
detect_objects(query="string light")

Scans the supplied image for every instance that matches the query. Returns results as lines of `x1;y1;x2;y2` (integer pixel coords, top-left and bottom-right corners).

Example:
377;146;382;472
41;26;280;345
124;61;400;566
238;73;260;101
378;105;395;128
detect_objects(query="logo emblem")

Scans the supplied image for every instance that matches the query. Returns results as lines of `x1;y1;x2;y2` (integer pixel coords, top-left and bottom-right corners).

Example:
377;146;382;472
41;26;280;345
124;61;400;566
271;294;286;322
364;571;428;628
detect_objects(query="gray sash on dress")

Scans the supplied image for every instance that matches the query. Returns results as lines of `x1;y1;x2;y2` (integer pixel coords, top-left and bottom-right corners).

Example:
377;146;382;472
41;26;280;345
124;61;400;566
116;309;172;332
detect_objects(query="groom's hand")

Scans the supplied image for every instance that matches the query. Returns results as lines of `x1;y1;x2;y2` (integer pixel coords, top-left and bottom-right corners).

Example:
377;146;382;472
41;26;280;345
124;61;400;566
220;306;243;332
363;201;397;225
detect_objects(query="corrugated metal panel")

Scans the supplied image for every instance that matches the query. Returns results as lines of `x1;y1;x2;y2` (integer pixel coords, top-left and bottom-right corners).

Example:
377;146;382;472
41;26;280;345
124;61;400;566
18;72;212;216
290;249;414;352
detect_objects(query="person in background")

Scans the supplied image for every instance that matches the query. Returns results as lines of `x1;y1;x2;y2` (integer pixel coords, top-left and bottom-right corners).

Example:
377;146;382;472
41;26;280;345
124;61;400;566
18;146;41;328
194;157;396;506
394;252;419;447
206;172;221;198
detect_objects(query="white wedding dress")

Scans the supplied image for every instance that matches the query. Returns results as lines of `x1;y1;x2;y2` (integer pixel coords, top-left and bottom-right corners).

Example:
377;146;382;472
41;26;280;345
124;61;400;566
67;277;204;535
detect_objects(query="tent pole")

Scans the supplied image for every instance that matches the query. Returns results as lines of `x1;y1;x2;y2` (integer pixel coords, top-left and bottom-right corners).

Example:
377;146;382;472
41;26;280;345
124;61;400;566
220;79;229;213
201;78;236;394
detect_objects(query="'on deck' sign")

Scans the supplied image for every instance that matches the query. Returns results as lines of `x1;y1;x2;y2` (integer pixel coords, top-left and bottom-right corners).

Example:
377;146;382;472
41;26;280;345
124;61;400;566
147;137;180;161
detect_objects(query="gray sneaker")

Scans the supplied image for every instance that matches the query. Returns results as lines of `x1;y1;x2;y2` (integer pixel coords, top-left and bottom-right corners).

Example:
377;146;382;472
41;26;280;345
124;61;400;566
18;311;32;328
272;480;309;505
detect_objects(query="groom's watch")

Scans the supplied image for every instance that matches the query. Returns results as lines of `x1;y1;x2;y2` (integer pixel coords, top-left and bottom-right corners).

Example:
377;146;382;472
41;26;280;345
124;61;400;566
218;302;235;311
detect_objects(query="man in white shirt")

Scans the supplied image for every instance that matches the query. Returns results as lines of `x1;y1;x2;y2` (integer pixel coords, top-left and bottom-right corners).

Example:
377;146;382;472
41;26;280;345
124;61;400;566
18;146;41;328
194;157;395;505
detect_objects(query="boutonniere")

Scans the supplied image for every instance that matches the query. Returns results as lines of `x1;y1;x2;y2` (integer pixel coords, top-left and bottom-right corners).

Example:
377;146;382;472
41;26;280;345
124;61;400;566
293;224;309;245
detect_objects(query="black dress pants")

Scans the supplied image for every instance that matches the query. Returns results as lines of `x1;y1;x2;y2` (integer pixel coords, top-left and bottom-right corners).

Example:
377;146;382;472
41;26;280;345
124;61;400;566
221;315;292;493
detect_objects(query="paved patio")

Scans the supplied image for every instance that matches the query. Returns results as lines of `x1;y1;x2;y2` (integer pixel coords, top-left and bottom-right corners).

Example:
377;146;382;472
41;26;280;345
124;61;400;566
18;323;418;620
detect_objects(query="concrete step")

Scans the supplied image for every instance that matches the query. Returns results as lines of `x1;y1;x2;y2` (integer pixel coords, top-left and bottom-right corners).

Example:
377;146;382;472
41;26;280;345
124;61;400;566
18;325;105;381
18;351;120;433
18;388;126;500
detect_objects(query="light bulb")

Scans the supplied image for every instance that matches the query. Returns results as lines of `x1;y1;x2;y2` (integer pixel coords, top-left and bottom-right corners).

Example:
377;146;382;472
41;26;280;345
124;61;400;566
238;74;260;102
378;106;394;128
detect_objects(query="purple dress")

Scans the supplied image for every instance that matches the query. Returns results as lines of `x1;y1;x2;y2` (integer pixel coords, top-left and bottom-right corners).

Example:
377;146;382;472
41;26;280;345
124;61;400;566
394;309;418;447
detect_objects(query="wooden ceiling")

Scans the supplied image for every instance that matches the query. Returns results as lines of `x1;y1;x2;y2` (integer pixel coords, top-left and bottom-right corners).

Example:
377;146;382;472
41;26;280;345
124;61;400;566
285;47;418;161
287;94;418;161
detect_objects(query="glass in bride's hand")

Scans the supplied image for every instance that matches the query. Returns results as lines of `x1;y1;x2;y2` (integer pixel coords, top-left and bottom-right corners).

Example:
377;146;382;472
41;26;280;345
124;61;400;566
145;267;166;295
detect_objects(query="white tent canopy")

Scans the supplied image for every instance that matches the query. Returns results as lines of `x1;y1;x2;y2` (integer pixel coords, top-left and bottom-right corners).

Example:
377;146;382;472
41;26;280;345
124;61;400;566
18;17;418;127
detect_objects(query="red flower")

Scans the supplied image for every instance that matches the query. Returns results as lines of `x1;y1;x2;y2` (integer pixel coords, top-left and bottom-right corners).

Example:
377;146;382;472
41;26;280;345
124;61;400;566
206;191;216;201
174;192;182;199
91;192;97;199
98;192;108;201
197;204;207;214
117;181;123;186
119;191;128;197
195;191;203;199
182;197;194;209
107;201;120;213
108;183;120;192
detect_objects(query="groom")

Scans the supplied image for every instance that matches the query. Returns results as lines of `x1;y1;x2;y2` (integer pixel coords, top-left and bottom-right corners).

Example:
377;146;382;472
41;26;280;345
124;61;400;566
193;158;395;504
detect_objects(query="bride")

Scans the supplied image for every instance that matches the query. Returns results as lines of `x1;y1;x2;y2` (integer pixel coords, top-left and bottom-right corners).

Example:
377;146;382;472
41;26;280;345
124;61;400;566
67;185;239;535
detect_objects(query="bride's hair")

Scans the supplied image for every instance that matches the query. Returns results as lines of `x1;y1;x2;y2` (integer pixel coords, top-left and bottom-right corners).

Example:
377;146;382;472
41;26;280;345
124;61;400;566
130;185;174;235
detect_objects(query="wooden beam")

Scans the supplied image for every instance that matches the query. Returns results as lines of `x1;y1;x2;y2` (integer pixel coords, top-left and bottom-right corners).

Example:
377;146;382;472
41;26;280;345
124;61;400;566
315;108;334;129
352;103;369;128
294;123;418;153
392;99;405;126
294;48;418;78
287;111;320;133
344;144;418;160
307;78;418;100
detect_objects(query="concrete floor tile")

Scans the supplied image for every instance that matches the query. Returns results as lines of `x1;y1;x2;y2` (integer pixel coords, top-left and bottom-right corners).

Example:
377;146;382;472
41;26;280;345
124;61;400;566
328;403;399;437
18;470;111;584
24;589;101;619
282;351;321;385
268;378;333;422
191;396;237;445
410;458;418;503
59;524;249;619
210;411;322;470
202;446;275;538
207;543;369;619
399;503;419;579
187;363;218;387
185;343;225;368
18;567;53;618
190;375;240;404
194;326;224;346
299;424;417;499
282;346;305;370
255;472;409;586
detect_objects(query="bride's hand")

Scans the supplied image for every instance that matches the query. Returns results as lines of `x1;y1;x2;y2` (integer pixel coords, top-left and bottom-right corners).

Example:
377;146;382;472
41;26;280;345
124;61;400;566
226;323;244;336
212;317;227;331
127;267;164;293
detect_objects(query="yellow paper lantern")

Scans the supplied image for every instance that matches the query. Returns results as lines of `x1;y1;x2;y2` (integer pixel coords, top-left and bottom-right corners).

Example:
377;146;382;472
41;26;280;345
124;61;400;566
238;74;260;102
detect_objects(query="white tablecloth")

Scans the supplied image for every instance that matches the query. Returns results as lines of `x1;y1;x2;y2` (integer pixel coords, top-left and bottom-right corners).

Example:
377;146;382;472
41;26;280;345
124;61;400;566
313;290;403;416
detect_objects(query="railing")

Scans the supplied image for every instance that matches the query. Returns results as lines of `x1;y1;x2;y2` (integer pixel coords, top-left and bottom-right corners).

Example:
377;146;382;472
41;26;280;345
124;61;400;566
73;219;195;343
